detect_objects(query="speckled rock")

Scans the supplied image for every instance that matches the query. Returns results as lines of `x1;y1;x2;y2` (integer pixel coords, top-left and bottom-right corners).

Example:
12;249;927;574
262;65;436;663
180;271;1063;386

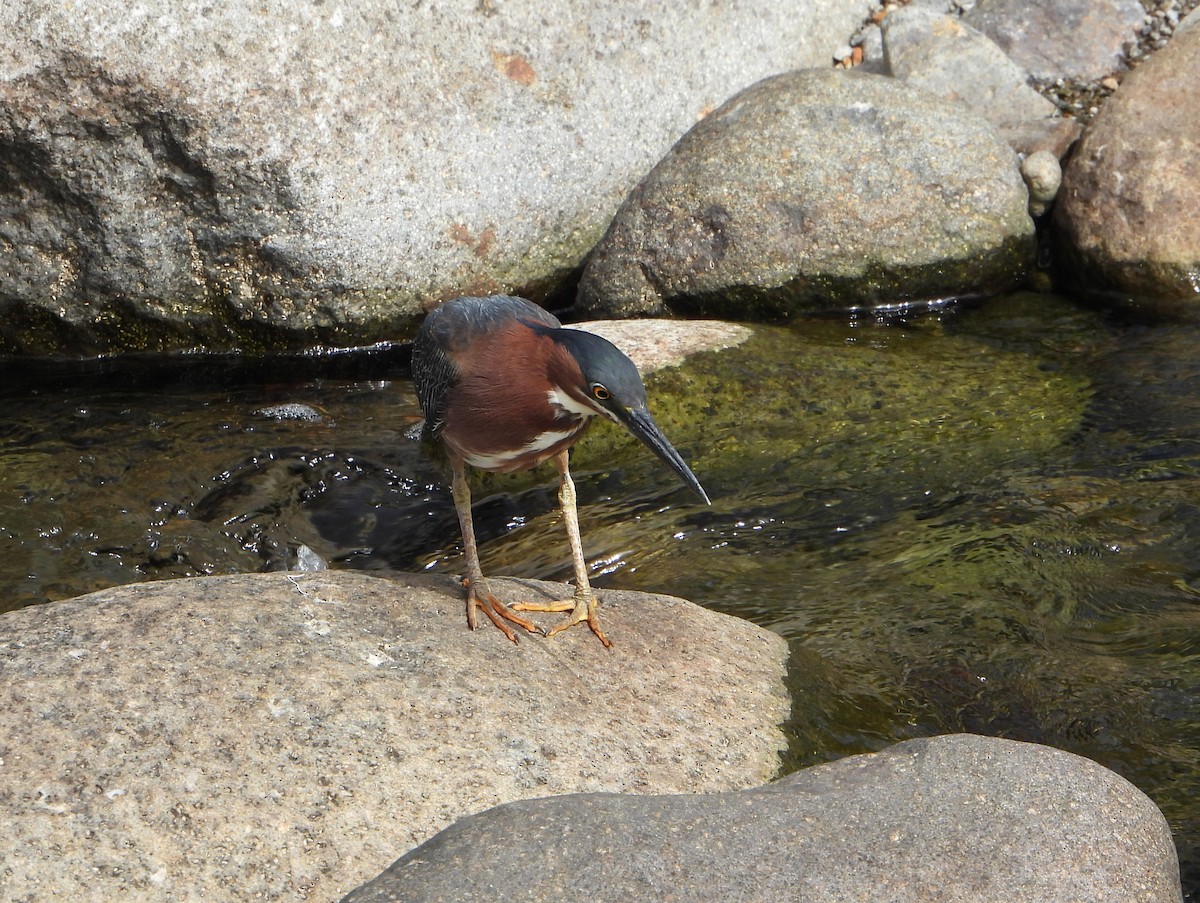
1055;9;1200;307
0;0;870;356
0;571;789;901
576;68;1034;319
1021;149;1063;216
343;734;1183;903
966;0;1145;82
881;3;1059;128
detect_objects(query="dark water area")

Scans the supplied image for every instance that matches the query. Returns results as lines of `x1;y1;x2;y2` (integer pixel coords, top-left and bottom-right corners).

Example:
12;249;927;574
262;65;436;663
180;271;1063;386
2;292;1198;896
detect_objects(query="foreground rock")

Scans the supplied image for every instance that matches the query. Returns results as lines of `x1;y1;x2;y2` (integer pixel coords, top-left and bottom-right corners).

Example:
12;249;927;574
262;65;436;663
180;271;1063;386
0;572;789;900
344;734;1182;903
0;0;868;355
577;68;1034;319
1055;10;1200;307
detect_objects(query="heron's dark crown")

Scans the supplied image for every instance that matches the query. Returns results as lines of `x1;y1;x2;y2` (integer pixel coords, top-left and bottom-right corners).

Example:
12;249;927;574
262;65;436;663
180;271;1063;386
529;323;648;409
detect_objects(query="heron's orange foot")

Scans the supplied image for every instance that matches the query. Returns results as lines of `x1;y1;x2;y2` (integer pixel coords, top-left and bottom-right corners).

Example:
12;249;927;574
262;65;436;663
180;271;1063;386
463;577;541;643
514;589;612;648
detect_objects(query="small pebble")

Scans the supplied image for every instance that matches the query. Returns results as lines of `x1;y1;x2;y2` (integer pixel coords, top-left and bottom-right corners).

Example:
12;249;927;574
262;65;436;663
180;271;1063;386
295;544;328;572
1020;150;1063;217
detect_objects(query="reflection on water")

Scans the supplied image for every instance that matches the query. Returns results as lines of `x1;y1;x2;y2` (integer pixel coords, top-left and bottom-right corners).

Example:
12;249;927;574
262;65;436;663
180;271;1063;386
1;293;1198;896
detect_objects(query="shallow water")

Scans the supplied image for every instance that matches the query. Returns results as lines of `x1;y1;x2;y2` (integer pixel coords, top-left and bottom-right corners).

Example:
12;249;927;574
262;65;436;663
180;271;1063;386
2;292;1198;895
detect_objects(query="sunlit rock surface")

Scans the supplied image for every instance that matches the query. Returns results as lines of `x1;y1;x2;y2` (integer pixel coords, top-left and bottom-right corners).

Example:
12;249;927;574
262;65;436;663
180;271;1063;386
1055;10;1200;308
965;0;1145;82
577;69;1034;320
0;0;869;355
0;571;789;900
882;4;1059;128
344;734;1182;903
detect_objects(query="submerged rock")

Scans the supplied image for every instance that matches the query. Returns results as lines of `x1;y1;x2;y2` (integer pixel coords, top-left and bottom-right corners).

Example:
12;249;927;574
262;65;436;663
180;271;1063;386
1055;9;1200;309
572;318;754;374
0;571;789;900
343;733;1182;903
576;68;1034;320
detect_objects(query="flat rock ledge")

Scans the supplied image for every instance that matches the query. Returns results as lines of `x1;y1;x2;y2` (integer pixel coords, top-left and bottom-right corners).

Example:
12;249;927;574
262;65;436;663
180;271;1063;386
574;318;754;374
0;571;789;901
344;733;1182;903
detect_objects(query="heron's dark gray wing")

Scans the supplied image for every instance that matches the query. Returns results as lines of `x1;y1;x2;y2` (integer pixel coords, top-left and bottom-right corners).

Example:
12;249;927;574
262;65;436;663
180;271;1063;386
442;295;561;346
411;320;459;438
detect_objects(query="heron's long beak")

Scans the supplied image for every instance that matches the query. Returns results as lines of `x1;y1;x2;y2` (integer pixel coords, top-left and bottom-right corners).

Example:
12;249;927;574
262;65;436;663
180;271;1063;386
618;406;711;505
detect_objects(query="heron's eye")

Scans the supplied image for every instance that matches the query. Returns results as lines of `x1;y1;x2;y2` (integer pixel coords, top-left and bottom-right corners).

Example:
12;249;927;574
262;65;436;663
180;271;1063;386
592;384;610;401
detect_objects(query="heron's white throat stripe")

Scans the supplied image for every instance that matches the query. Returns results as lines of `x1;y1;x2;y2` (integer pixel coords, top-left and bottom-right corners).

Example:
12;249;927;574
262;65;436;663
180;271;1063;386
465;425;580;469
461;388;614;469
547;387;619;424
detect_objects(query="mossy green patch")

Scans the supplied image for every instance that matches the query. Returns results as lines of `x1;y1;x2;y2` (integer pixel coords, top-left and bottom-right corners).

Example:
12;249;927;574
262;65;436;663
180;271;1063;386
498;316;1090;503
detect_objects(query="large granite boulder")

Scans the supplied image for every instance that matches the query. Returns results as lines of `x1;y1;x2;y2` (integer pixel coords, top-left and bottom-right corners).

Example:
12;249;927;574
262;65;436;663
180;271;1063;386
0;571;789;900
0;0;869;355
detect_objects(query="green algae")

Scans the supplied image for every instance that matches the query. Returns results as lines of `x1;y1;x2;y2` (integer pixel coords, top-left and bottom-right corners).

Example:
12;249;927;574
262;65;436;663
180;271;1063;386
570;312;1086;494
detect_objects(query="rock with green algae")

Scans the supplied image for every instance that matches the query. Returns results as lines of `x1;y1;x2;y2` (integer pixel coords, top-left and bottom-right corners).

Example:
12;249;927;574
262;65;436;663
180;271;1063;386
577;68;1035;320
480;316;1088;500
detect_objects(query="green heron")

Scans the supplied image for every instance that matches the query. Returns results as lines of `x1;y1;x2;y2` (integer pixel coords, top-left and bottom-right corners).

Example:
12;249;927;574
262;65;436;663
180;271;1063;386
412;294;709;647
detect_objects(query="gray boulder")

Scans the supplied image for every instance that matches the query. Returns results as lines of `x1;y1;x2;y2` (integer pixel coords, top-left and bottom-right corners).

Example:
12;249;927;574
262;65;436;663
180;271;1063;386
0;571;789;900
851;2;1082;158
576;68;1034;319
882;3;1060;129
0;0;870;356
343;734;1183;903
966;0;1146;82
1055;9;1200;308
